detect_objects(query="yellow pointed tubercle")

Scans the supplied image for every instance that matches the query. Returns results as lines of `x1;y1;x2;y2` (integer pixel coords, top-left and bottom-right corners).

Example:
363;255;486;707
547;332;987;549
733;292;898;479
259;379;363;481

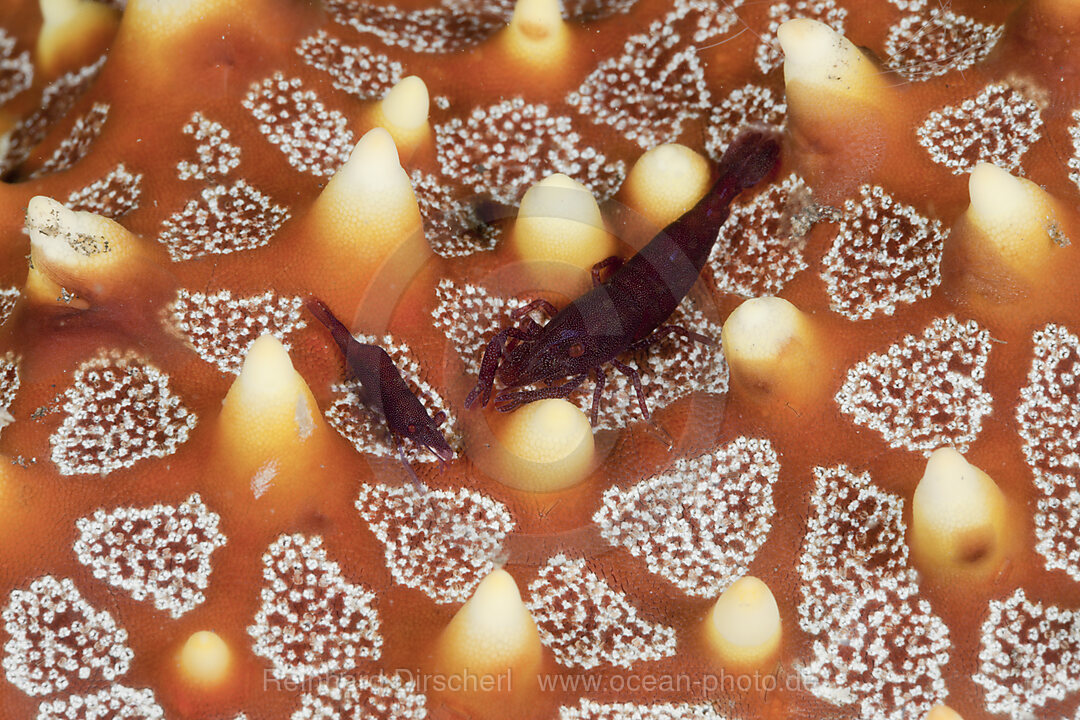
217;335;326;495
436;569;541;687
721;296;822;407
705;576;782;670
25;196;146;306
777;19;899;198
508;173;617;280
373;75;431;151
964;162;1065;277
778;19;890;110
483;398;595;492
306;128;432;316
310;127;428;267
37;0;120;78
624;143;711;233
925;706;965;720
177;630;232;690
912;448;1011;577
501;0;570;68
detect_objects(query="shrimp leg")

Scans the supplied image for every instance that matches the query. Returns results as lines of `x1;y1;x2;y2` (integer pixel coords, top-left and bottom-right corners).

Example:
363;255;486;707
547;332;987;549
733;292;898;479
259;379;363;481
611;359;650;422
591;256;624;287
494;373;588;413
630;324;717;352
590;366;607;426
511;298;559;320
466;324;539;408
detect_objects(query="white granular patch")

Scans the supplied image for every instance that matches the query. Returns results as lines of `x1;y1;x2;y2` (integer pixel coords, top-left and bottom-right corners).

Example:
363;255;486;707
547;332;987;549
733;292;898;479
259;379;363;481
836;315;993;455
595;436;779;597
356;482;513;604
73;494;227;618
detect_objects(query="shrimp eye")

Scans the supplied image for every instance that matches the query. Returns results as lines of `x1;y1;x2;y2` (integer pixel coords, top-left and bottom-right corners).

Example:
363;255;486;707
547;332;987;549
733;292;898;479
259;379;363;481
568;342;585;358
407;423;418;434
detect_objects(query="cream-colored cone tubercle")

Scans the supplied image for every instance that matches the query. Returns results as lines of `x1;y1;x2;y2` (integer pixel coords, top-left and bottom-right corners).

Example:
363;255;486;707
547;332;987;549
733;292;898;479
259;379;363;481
37;0;120;78
374;76;431;150
964;162;1064;276
218;335;323;491
502;0;570;67
779;19;888;104
912;448;1009;573
310;127;427;269
925;706;965;720
438;569;542;677
177;630;232;689
488;398;594;492
705;576;782;669
624;144;711;231
509;174;616;270
722;297;821;405
25;196;143;305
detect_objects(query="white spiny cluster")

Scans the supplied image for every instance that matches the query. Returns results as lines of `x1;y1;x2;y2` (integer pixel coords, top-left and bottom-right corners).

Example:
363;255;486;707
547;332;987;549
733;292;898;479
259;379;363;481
356;482;514;604
66;164;143;218
559;700;726;720
49;350;197;476
34;685;164;720
566;12;712;150
324;331;460;463
1016;324;1080;580
525;554;677;670
324;0;508;54
673;0;743;44
249;534;383;682
710;173;810;297
797;467;912;632
756;0;847;73
296;31;404;100
885;0;926;12
917;83;1043;175
0;55;104;174
157;180;291;261
410;170;499;258
0;286;18;326
72;494;227;618
885;9;1003;82
292;674;427;720
167;289;306;374
0;28;31;106
3;576;134;696
972;589;1080;720
704;84;786;161
800;580;950;719
1;350;19;419
431;279;728;431
796;467;950;720
176;111;241;181
434;98;625;203
836;315;993;455
821;185;947;320
242;73;353;177
33;102;110;176
431;279;527;377
594;436;779;598
1069;109;1080;196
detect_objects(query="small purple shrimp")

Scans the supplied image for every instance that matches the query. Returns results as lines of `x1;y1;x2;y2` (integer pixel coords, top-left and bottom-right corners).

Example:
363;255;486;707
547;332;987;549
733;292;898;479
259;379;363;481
306;298;453;482
465;129;782;424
